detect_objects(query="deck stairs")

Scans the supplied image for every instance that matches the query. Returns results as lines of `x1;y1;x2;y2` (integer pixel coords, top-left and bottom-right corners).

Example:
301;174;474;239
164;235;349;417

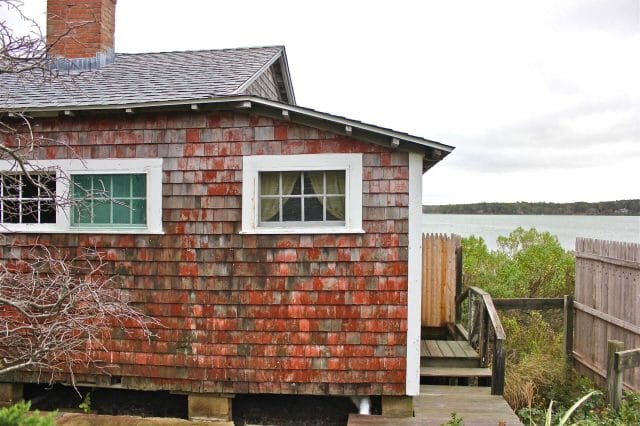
420;339;491;386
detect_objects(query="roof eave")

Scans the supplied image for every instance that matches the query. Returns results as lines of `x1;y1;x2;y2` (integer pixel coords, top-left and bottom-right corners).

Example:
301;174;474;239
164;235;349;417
8;95;453;168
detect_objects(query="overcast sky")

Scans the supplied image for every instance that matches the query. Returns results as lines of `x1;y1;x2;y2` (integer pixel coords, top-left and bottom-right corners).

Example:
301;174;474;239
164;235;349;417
13;0;640;204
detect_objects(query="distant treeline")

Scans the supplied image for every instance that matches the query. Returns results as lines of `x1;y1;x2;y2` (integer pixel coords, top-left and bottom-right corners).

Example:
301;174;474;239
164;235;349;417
423;199;640;215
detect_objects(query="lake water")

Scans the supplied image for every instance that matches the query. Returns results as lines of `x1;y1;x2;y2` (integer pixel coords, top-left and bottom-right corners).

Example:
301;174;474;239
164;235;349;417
422;214;640;250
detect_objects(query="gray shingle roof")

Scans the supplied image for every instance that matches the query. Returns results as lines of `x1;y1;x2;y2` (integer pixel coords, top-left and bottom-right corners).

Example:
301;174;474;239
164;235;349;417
1;46;286;109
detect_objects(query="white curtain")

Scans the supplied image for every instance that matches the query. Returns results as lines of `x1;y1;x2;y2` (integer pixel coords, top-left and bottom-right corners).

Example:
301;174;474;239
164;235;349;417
309;171;345;220
260;172;300;221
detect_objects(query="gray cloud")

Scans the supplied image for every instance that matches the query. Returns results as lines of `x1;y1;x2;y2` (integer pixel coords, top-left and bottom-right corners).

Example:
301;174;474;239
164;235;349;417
443;96;640;173
451;143;640;173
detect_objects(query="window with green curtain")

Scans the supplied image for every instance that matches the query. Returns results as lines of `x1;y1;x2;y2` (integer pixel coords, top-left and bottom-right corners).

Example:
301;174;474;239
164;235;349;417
71;173;147;227
258;170;345;225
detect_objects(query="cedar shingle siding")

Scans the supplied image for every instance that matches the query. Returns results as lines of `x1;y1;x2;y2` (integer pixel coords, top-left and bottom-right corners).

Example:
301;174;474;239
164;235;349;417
4;111;409;396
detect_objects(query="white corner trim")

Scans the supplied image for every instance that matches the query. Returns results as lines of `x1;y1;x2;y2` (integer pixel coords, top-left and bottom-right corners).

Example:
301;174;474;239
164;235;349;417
241;153;363;234
0;158;163;234
406;151;424;396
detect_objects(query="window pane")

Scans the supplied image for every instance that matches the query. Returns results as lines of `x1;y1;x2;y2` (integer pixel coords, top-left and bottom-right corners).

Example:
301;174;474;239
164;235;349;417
304;196;323;221
112;175;131;197
304;171;323;195
73;203;92;225
282;172;301;195
2;175;19;198
44;174;56;196
93;175;111;197
131;174;146;197
93;200;111;224
2;200;19;223
260;197;280;222
40;201;56;223
73;175;92;197
260;172;280;195
282;197;301;221
22;176;38;198
326;196;345;220
113;199;131;224
131;199;146;224
21;200;38;223
326;171;345;194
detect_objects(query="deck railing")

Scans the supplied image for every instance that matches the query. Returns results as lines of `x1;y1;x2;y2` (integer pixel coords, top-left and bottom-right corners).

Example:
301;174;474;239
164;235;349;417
455;286;506;395
607;341;640;410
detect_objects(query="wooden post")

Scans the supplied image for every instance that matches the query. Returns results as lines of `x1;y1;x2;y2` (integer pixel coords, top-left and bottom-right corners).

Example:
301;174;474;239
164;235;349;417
480;306;490;366
563;295;574;361
467;293;472;340
475;297;485;361
491;339;505;395
188;393;234;421
0;383;23;407
455;244;462;323
606;340;624;410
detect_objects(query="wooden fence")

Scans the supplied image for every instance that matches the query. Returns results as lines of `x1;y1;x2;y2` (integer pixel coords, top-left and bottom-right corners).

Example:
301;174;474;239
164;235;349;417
422;233;461;328
573;238;640;391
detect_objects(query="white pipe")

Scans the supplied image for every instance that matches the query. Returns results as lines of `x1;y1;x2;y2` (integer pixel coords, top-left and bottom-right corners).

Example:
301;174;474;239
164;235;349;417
359;396;371;415
350;396;371;415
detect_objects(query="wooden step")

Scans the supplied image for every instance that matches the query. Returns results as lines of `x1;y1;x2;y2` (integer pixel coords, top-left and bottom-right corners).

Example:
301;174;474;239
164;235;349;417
420;366;492;378
421;340;481;368
421;340;479;359
422;357;480;368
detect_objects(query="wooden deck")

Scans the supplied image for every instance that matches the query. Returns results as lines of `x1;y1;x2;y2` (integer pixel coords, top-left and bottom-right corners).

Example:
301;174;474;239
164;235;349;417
348;385;522;426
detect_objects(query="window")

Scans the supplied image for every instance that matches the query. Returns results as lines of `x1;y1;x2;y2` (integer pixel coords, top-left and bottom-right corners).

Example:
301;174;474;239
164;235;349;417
1;173;56;224
72;174;147;228
242;154;363;234
259;170;346;225
0;159;163;234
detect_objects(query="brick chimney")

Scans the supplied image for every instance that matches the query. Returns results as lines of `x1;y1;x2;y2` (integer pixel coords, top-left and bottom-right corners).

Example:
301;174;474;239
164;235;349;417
47;0;117;70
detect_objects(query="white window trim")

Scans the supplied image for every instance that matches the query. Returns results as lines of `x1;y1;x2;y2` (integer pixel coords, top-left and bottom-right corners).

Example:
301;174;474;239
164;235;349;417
0;158;163;234
241;154;363;234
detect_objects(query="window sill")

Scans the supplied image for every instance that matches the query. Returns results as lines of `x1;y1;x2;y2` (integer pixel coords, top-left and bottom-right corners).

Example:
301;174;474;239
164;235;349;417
1;225;164;235
240;227;365;235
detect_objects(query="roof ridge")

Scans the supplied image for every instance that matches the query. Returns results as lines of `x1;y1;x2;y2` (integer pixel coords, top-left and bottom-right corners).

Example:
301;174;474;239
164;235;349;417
113;45;284;56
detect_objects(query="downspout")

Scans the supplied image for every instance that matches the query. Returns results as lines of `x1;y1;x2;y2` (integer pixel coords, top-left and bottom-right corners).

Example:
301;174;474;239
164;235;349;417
350;396;371;415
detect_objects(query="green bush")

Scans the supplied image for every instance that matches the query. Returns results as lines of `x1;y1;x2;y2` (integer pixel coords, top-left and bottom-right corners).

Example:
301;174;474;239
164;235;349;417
462;227;575;299
462;228;640;424
0;401;56;426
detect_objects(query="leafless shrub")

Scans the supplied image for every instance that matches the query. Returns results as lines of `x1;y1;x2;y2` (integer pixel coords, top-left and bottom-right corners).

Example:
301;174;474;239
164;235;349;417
0;1;160;388
0;244;160;384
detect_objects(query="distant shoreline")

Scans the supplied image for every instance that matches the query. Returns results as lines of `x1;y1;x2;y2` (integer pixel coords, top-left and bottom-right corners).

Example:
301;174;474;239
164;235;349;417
422;199;640;216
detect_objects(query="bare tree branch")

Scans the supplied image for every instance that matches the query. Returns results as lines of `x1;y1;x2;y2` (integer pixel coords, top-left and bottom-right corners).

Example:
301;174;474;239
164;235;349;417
0;244;161;384
0;1;162;390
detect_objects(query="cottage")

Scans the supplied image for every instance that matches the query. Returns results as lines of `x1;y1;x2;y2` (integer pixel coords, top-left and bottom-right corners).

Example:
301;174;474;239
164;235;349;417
0;0;453;419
